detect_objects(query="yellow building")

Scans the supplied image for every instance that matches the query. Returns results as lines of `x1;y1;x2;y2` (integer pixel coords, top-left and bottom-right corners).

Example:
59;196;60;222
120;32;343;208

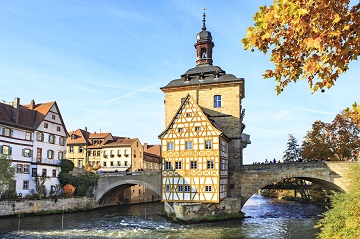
159;94;229;203
159;13;250;208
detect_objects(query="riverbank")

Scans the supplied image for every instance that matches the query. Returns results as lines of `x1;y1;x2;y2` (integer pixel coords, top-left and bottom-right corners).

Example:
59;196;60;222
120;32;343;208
0;197;97;217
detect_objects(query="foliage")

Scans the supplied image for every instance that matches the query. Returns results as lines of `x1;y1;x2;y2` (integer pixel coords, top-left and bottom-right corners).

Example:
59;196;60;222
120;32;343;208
33;174;50;198
63;184;76;197
0;155;15;197
60;159;74;173
345;102;360;127
58;161;99;196
302;111;360;161
316;163;360;238
84;163;101;173
241;0;360;94
283;134;302;162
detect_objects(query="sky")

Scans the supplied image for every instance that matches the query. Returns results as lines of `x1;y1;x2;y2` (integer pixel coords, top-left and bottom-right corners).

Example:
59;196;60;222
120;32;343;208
0;1;359;164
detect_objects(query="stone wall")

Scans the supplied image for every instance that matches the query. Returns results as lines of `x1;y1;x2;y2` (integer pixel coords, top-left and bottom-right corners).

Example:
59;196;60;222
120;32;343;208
0;197;97;217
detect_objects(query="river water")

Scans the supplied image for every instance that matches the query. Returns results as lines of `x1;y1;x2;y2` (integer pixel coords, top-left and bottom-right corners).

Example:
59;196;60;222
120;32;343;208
0;194;325;239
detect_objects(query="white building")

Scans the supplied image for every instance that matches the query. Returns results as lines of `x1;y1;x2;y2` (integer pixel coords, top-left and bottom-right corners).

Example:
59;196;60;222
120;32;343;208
0;98;68;197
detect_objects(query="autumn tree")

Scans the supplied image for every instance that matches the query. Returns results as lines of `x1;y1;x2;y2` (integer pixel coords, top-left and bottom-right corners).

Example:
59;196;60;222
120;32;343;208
242;0;360;94
283;134;302;162
302;111;360;161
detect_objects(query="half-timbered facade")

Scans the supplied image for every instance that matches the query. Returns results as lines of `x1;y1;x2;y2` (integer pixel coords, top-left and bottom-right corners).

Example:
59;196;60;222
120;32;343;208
159;94;229;203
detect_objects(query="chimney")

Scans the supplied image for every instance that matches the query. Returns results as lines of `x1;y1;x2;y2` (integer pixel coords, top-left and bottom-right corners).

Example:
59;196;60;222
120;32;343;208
30;99;35;110
13;97;20;124
143;143;148;150
85;126;87;132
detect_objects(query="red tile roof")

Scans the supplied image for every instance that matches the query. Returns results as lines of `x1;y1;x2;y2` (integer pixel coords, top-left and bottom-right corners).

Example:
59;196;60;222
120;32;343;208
67;129;90;144
144;144;161;157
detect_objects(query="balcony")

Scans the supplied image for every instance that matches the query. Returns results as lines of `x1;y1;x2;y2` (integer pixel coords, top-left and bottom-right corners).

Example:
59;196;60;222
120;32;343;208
31;158;61;165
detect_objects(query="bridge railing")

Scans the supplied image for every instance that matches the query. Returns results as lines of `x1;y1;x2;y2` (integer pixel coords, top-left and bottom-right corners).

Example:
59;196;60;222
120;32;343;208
99;170;161;177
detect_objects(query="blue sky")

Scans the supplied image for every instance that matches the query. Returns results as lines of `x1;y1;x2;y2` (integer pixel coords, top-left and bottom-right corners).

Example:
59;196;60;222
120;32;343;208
1;1;359;164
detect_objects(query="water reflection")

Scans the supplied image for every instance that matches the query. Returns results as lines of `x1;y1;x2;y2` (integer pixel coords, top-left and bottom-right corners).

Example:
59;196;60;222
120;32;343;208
0;194;324;239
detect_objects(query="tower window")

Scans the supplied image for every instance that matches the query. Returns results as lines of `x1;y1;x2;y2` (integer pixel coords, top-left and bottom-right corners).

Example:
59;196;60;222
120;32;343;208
214;95;222;108
201;48;207;58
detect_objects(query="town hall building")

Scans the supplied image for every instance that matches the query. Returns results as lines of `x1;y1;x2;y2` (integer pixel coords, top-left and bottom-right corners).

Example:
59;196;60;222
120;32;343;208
159;13;250;220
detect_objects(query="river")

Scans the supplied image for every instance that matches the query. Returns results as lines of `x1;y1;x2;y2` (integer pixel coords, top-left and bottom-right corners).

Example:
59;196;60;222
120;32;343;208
0;194;325;239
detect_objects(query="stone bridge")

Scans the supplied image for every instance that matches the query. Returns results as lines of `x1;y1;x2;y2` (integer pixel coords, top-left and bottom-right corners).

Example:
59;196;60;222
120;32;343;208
95;162;355;207
238;161;353;206
95;171;161;204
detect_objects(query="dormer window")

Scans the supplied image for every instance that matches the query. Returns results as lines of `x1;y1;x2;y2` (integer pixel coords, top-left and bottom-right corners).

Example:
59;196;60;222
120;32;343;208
71;134;76;140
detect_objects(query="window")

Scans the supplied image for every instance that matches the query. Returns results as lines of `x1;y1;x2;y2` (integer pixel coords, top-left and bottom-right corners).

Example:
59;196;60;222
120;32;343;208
32;168;37;177
184;186;191;192
42;169;47;176
59;137;65;146
117;161;121;166
2;127;13;137
0;145;12;155
207;160;214;169
97;150;101;156
52;169;57;177
22;148;32;157
195;127;200;131
79;146;83;153
44;123;48;128
205;186;212;192
124;161;128;166
178;128;183;132
167;142;174;151
103;162;107;167
190;161;197;169
47;150;54;159
78;160;82;168
178;185;183;192
25;132;31;140
205;140;212;149
52;114;56;120
214;95;222;108
69;146;74;153
175;161;182;170
56;126;61;132
165;185;170;192
48;134;55;144
110;161;114;166
58;151;64;160
165;161;172;170
37;132;44;141
36;148;42;160
23;180;29;190
186;113;192;117
17;164;23;173
23;165;30;174
117;150;121;156
185;141;192;150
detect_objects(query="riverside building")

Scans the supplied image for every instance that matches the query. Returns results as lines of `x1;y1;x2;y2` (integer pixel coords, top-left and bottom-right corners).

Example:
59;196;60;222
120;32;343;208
0;98;68;197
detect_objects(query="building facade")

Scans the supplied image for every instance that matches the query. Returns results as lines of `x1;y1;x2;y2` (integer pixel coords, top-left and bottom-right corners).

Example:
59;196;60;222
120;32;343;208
159;13;250;218
0;98;68;197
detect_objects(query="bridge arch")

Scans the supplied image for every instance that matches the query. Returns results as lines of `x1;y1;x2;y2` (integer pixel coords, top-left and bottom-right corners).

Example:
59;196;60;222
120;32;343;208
95;172;162;204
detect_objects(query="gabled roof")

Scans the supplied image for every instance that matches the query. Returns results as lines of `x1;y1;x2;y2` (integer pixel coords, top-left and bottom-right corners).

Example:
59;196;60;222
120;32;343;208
1;99;68;135
102;138;139;148
67;129;90;145
89;132;111;139
144;152;161;164
158;94;227;139
144;144;161;157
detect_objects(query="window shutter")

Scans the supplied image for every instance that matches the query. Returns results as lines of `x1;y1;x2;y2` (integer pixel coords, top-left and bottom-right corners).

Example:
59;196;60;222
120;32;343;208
1;127;4;135
22;148;25;156
9;147;12;155
10;129;13;137
30;150;33;157
48;134;51;143
0;146;3;154
41;133;44;142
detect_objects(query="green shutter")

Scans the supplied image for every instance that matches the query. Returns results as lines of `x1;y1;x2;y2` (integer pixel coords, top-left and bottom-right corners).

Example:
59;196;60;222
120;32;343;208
9;147;12;155
48;134;51;143
41;133;44;142
10;129;13;137
30;150;33;157
22;148;25;156
0;146;3;154
36;132;38;141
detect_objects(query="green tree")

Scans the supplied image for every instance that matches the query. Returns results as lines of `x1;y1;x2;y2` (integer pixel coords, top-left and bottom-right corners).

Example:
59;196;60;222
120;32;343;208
283;134;302;162
0;155;15;197
241;0;360;94
316;163;360;238
302;111;360;161
33;174;50;198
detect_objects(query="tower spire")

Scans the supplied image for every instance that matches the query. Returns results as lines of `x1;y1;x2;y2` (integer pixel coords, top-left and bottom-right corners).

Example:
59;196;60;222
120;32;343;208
194;10;214;66
202;9;206;31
